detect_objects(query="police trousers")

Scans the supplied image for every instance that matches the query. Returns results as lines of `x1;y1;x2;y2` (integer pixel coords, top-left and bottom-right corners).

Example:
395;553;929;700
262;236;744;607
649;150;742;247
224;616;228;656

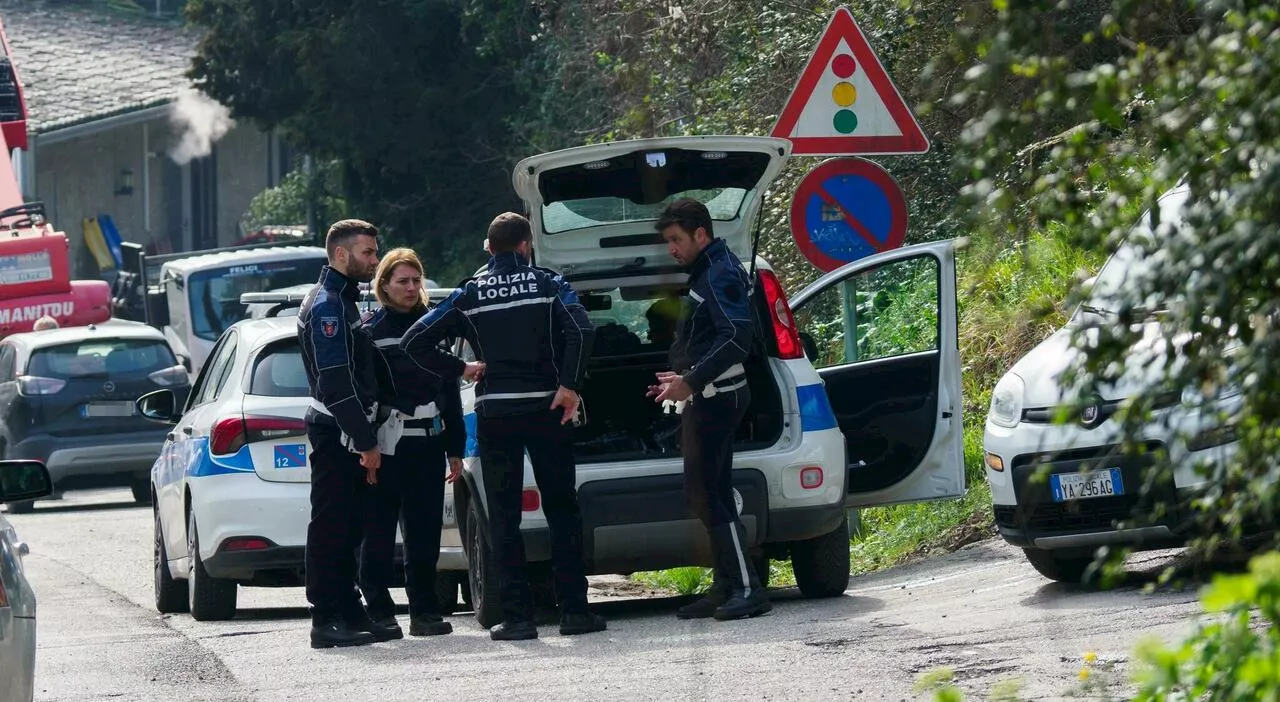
682;385;750;528
305;425;367;623
358;434;448;618
477;409;589;622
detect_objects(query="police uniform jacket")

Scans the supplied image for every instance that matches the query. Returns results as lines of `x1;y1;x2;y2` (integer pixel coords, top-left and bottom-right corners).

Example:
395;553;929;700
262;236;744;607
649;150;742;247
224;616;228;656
673;238;755;394
362;305;465;458
298;266;392;452
399;251;595;418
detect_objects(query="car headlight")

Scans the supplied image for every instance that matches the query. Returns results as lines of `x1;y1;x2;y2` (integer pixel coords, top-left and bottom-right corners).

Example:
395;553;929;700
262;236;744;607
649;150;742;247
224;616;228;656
988;373;1026;429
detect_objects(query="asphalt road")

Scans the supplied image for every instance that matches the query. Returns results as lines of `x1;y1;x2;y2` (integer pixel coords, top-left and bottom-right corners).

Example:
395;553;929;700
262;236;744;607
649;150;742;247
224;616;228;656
9;488;1216;701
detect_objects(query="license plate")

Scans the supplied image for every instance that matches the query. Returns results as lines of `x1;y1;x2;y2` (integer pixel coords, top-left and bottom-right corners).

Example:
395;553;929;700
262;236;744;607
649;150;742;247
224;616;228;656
273;444;307;468
81;401;136;418
1051;468;1124;502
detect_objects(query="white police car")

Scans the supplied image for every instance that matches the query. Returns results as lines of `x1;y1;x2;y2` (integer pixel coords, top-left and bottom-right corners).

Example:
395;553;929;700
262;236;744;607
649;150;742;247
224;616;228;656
135;314;473;621
450;136;967;626
982;183;1241;582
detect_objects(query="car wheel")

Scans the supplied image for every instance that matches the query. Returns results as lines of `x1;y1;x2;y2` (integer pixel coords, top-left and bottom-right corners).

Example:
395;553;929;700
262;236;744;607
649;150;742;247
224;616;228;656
466;500;503;629
154;507;189;614
187;510;238;621
435;572;460;616
1023;548;1095;583
791;515;851;598
131;478;153;505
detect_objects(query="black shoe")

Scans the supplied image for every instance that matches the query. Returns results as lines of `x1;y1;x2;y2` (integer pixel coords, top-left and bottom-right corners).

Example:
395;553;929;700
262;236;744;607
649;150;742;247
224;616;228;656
559;611;607;636
409;614;453;636
310;620;378;649
713;587;772;621
676;589;729;620
349;613;403;641
490;619;538;641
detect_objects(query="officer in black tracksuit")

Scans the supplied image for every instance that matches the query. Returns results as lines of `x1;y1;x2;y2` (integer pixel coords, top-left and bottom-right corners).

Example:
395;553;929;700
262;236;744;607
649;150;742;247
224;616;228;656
399;212;607;641
650;198;772;621
358;303;465;637
297;219;401;648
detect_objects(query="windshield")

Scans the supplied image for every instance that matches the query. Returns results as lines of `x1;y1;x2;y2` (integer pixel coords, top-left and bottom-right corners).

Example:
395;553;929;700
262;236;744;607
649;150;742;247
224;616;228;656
189;258;325;341
538;149;771;234
1081;188;1190;316
576;283;688;357
28;339;176;379
249;340;308;397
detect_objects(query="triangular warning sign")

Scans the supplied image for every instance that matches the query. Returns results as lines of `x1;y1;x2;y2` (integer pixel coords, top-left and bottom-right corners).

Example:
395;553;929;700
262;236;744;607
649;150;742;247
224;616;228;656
770;6;930;156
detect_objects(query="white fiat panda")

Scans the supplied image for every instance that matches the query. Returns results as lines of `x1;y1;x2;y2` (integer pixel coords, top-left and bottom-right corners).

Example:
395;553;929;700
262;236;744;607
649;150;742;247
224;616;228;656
451;135;968;627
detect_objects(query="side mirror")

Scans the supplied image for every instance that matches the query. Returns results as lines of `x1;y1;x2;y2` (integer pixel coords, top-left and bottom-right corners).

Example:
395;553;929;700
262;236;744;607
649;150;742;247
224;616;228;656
798;330;819;361
137;389;179;424
0;460;53;504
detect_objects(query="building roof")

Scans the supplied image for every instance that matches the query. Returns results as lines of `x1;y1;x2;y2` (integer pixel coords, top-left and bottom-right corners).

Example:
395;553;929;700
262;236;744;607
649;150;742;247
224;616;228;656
0;1;198;133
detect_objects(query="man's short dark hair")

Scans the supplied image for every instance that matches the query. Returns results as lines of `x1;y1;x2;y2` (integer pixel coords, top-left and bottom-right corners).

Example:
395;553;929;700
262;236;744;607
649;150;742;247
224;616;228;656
326;219;378;259
655;198;714;239
487;212;533;253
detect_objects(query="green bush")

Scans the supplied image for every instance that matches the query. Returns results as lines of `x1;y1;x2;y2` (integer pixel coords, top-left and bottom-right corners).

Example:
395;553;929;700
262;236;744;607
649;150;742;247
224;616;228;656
1134;551;1280;701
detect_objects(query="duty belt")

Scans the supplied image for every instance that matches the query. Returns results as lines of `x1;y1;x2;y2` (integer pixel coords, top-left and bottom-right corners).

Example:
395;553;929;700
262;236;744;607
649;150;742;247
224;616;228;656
309;398;384;453
662;363;747;415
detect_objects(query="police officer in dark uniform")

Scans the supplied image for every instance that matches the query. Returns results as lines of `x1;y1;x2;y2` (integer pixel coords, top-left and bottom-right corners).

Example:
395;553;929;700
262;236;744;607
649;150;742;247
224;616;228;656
358;247;466;638
400;212;606;641
297;219;401;648
648;198;771;621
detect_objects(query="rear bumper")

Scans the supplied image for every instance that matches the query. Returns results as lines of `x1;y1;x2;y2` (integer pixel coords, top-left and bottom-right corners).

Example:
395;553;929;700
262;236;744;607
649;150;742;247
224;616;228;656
11;431;164;484
190;474;469;579
0;613;36;702
574;470;844;574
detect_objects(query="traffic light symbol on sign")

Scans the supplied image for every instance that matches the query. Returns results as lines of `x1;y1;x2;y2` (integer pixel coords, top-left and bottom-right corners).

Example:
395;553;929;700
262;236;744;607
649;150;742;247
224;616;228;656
830;54;858;134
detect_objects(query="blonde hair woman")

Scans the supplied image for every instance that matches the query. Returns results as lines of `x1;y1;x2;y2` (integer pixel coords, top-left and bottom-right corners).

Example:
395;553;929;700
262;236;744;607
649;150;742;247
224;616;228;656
358;247;464;637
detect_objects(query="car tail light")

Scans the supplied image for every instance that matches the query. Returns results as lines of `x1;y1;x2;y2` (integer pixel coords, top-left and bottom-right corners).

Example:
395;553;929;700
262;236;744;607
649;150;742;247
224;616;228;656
149;365;189;387
757;269;804;360
17;375;66;395
210;416;307;455
221;537;272;552
800;466;824;489
522;489;540;512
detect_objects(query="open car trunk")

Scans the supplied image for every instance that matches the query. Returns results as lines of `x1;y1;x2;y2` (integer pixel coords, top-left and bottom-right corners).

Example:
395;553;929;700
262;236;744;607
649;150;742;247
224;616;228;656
574;350;783;462
570;277;784;463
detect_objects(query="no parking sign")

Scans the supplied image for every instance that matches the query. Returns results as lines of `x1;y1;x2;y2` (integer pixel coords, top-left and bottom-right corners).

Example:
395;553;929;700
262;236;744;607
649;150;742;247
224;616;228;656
789;157;907;272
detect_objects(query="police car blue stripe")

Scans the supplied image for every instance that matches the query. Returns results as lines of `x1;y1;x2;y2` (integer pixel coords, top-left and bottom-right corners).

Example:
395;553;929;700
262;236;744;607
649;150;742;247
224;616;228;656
464;412;479;458
795;384;837;432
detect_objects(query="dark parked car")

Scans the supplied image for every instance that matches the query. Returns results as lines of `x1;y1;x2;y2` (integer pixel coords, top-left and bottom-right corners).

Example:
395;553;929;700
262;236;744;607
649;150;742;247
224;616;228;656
0;320;190;513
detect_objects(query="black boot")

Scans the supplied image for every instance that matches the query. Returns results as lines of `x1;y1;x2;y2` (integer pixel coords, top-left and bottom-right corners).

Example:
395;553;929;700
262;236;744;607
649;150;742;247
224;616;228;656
676;571;730;620
348;609;403;641
409;613;453;636
559;611;607;636
711;522;771;621
490;619;539;641
310;615;377;649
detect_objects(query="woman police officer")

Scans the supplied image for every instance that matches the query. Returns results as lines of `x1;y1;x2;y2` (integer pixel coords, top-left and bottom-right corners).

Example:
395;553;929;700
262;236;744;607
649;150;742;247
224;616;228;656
358;247;466;637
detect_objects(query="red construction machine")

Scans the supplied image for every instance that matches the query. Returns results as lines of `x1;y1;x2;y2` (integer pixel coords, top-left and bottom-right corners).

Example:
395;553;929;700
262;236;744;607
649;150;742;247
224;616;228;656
0;18;112;337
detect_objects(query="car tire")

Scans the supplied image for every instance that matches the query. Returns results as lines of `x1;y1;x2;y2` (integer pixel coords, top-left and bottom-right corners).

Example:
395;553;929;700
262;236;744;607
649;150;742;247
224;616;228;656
187;510;237;621
154;507;189;614
791;515;851;598
131;478;153;505
466;500;503;629
1023;548;1094;583
435;572;460;616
